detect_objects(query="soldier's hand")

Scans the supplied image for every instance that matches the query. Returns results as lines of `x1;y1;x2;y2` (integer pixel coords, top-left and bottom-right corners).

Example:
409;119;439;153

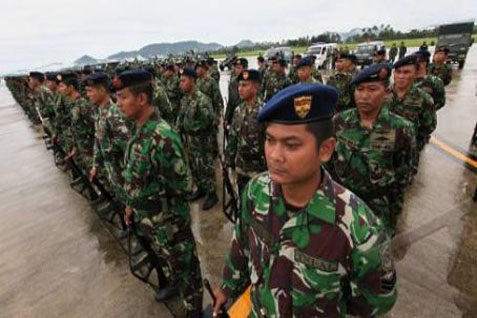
89;167;97;181
212;287;228;317
65;147;77;161
124;206;133;226
51;135;57;145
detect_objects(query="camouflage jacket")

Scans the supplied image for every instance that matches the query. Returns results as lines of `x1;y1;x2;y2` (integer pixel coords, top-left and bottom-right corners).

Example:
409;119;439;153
327;71;355;112
208;65;221;82
197;75;223;119
428;63;452;86
225;74;241;126
53;95;73;150
177;89;215;137
386;84;436;151
93;101;131;190
69;96;96;156
222;170;397;317
35;86;55;119
258;64;267;80
262;72;292;102
288;66;299;84
163;75;183;109
123;110;193;224
153;82;174;125
415;75;446;110
327;106;416;226
312;68;323;83
225;97;266;177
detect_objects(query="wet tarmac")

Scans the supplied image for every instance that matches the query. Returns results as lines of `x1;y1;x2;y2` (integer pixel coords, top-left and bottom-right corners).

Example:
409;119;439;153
1;46;476;318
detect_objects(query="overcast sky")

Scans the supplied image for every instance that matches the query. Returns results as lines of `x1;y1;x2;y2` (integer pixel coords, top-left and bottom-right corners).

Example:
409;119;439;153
0;0;475;74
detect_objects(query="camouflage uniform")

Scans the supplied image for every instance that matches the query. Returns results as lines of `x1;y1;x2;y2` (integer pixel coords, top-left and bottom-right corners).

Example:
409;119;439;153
262;72;292;102
123;111;203;313
197;75;223;121
93;102;131;201
328;106;416;231
162;75;183;124
54;95;74;154
386;84;436;152
225;97;266;194
225;74;241;126
35;86;55;121
326;71;355;112
288;66;299;84
258;64;267;80
152;82;175;125
177;90;217;195
428;63;452;86
208;63;221;82
69;96;96;172
415;75;446;110
222;170;397;317
312;68;323;83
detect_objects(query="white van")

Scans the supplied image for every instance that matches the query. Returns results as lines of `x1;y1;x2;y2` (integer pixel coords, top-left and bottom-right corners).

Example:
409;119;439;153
305;43;338;69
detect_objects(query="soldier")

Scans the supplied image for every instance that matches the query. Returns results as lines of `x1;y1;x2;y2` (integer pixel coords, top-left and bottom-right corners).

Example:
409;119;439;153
225;70;266;195
326;52;357;112
262;57;292;102
327;64;416;233
58;73;95;174
115;70;203;317
213;84;397;317
373;49;387;64
42;72;63;139
429;46;452;86
387;55;436;170
308;55;324;83
288;54;302;84
85;72;131;208
389;43;398;63
398;41;407;59
419;41;429;51
162;63;183;124
413;50;446;110
196;60;223;125
177;68;218;210
257;55;266;79
26;71;49;124
207;57;221;83
225;58;248;128
295;56;318;83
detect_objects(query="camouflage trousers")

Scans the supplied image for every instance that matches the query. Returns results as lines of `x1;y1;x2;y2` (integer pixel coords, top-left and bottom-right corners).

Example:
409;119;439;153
186;135;217;195
135;213;204;313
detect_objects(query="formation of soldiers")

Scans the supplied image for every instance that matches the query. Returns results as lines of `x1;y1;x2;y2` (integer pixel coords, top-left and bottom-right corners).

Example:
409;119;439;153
4;43;454;317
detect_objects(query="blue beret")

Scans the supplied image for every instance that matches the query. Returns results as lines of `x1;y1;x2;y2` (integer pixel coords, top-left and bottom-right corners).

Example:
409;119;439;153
258;83;337;124
145;67;157;78
45;72;57;81
83;72;110;87
180;67;197;79
393;55;419;69
29;71;44;81
414;50;431;62
296;56;314;69
113;70;152;90
234;58;248;67
57;72;79;86
351;63;391;86
336;53;357;62
237;69;261;83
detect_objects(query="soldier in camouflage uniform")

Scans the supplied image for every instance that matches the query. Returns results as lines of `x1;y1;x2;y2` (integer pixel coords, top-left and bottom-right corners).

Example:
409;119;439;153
206;57;220;83
262;57;292;102
413;50;446;110
387;55;436;172
177;68;218;210
84;73;131;206
327;64;416;233
308;55;324;83
295;56;318;84
152;79;175;125
398;41;407;59
225;58;248;128
52;74;74;154
257;55;266;80
116;70;203;317
162;64;183;125
326;53;357;112
213;83;397;317
225;70;266;195
288;54;301;84
26;72;48;124
429;46;452;86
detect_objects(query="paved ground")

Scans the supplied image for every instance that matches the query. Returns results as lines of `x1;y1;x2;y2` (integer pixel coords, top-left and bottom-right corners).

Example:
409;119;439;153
0;46;476;318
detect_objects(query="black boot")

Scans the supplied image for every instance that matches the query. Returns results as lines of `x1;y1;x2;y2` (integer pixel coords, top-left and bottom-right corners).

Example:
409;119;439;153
188;189;205;202
155;285;180;302
202;192;218;211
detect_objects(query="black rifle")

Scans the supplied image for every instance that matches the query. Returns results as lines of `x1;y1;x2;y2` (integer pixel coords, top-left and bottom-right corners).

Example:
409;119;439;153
220;118;239;223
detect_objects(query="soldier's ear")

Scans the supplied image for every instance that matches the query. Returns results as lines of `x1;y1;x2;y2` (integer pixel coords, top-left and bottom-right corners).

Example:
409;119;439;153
318;137;336;163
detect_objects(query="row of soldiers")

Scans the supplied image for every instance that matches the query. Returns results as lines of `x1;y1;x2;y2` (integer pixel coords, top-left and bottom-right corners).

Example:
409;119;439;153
4;44;453;317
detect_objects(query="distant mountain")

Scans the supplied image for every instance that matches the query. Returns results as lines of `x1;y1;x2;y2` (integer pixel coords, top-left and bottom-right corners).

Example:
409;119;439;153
74;55;98;65
235;40;255;48
106;41;223;60
339;28;364;41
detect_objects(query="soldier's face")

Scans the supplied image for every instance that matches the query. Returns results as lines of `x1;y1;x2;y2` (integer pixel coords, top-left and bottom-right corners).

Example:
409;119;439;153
434;52;446;63
196;66;206;77
297;67;311;81
86;86;106;105
58;82;72;96
116;88;141;119
238;81;258;100
354;82;388;114
235;65;244;75
335;59;345;72
28;77;39;90
265;123;334;185
179;76;194;93
44;80;57;92
394;65;416;90
272;62;283;73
